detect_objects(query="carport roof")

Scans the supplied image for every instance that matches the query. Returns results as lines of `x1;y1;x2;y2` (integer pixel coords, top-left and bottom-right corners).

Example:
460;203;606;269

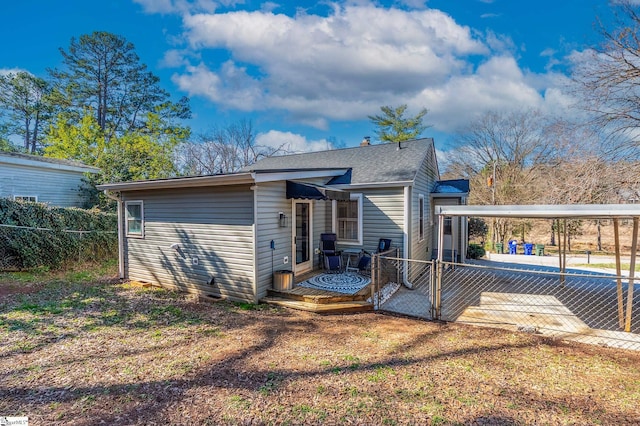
435;204;640;219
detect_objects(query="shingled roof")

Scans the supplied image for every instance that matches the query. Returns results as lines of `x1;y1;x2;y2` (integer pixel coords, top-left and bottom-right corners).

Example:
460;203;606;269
0;152;99;173
432;179;470;194
243;138;436;185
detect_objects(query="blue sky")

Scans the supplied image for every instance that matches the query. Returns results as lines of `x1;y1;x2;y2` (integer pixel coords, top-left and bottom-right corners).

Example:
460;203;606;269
0;0;614;153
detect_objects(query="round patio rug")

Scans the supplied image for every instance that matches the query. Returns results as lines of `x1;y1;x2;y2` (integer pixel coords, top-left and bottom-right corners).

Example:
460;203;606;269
298;272;371;294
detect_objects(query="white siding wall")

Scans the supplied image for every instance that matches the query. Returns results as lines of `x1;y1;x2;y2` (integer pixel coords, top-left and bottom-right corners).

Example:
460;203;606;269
312;199;329;268
255;181;293;299
331;188;405;255
254;181;334;298
412;142;440;261
122;185;255;302
361;189;405;255
0;163;90;207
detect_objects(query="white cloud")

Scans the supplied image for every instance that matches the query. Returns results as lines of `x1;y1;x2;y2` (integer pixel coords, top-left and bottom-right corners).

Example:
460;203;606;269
256;130;334;153
161;49;192;67
133;0;179;14
172;4;489;127
159;2;576;134
409;56;548;131
398;0;428;9
133;0;232;15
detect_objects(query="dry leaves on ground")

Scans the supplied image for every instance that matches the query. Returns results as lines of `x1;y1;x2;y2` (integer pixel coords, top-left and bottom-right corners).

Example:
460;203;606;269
1;275;639;425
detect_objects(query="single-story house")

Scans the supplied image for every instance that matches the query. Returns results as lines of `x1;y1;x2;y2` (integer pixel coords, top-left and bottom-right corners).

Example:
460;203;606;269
0;152;100;207
97;138;468;303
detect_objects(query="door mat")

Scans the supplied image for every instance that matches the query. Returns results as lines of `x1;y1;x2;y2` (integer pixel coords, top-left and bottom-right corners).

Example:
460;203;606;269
298;272;371;295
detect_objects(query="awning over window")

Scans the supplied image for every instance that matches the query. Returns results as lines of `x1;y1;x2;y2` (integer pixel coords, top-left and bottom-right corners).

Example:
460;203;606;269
286;181;350;201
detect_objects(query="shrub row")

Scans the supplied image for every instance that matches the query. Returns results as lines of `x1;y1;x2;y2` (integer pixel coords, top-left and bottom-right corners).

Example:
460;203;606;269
0;198;118;270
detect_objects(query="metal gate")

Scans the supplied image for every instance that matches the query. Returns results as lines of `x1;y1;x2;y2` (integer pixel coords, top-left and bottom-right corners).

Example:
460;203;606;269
372;255;640;351
371;251;434;320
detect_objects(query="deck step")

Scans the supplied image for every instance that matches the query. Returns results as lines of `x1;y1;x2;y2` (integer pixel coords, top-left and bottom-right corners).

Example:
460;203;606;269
261;296;373;314
267;289;368;304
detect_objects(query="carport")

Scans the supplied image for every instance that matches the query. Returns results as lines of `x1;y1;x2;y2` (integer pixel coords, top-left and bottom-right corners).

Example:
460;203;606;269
434;204;640;333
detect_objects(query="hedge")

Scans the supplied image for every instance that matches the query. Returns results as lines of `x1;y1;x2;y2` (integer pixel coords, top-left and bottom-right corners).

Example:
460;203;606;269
0;198;118;270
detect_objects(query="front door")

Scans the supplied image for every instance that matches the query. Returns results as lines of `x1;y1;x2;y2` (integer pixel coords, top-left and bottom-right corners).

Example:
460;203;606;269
293;201;313;274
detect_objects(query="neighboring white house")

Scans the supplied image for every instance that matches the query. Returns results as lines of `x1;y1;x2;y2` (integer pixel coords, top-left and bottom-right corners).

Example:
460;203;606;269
97;138;469;303
0;152;100;207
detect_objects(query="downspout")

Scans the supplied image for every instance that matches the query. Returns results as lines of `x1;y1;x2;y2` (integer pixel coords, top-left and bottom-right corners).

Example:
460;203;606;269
403;186;414;289
251;184;259;304
103;190;125;279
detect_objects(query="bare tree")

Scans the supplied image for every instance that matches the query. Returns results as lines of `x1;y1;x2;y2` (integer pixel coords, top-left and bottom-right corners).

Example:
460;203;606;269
572;1;640;152
176;120;285;175
447;109;567;245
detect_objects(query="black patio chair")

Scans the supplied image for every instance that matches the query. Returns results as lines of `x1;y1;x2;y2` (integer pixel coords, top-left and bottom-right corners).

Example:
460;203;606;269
357;238;392;275
319;233;342;273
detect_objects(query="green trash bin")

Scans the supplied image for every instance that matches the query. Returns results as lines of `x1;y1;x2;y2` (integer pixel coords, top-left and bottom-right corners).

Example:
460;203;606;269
535;244;545;256
495;242;504;254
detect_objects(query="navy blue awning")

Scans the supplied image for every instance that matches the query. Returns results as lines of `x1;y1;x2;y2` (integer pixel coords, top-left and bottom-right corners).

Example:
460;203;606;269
286;181;350;201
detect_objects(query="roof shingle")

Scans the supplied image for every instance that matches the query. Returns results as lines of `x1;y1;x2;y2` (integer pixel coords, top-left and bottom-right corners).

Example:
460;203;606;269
244;138;435;185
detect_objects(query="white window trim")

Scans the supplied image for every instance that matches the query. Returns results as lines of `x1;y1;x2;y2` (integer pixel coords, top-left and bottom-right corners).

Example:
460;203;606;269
125;200;145;238
418;193;425;242
13;195;38;202
332;193;363;246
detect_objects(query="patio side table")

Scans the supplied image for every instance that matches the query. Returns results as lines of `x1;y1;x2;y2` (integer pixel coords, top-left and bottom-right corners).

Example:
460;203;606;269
342;248;362;273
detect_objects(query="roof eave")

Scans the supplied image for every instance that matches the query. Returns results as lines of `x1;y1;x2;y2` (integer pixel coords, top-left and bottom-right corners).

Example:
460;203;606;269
435;204;640;219
0;155;100;173
97;173;255;192
329;180;415;190
253;169;350;183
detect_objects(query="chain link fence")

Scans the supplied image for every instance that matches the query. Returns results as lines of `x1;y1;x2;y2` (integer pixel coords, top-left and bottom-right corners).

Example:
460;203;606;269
372;252;433;319
0;224;117;271
372;255;640;351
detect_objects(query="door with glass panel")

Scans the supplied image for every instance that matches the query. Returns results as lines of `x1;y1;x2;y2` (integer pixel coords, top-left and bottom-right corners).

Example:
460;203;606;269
293;201;313;274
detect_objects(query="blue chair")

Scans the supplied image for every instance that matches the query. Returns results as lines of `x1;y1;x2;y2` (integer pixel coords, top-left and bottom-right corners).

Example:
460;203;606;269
320;233;342;273
357;238;392;274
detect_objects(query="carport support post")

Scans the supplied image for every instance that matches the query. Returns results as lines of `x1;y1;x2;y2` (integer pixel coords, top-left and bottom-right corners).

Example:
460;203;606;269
433;214;445;319
625;217;638;332
371;253;377;309
614;218;625;329
556;219;565;286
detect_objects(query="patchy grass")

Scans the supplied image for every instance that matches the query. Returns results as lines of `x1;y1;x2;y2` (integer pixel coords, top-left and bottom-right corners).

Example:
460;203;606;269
0;271;639;425
574;262;640;272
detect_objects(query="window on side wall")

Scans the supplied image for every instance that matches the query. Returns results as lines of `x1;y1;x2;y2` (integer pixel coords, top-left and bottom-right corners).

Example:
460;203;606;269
333;193;363;245
14;195;38;202
125;201;144;238
418;194;425;241
444;217;452;235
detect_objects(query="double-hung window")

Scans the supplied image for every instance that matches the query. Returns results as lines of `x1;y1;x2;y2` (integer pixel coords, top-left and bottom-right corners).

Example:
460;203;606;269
333;193;363;245
14;195;38;202
125;201;144;238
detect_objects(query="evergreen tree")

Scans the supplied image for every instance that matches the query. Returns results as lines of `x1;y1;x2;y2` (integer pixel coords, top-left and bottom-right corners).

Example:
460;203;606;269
49;31;190;141
0;72;52;153
368;104;430;143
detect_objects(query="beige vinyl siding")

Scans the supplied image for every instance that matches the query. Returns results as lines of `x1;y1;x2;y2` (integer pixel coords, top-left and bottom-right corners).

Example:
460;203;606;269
412;141;440;261
362;189;405;255
122;185;255;302
312;199;330;269
334;188;404;255
254;181;335;298
0;163;89;207
255;181;293;300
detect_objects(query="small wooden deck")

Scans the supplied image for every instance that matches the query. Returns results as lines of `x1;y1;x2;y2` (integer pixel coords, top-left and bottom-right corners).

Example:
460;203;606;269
260;270;374;314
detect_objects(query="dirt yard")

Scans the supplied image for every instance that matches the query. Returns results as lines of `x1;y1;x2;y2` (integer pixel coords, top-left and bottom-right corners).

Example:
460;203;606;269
1;268;640;425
